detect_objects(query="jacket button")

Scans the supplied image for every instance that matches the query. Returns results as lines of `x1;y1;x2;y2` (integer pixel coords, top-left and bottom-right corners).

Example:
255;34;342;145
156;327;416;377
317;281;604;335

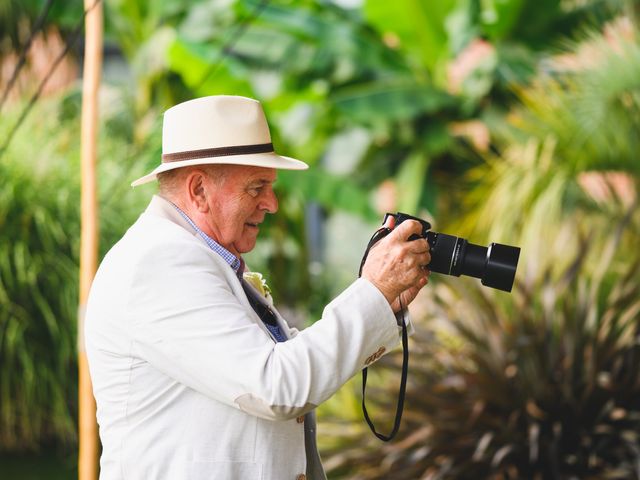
296;415;305;424
296;475;306;480
365;346;387;366
374;346;386;360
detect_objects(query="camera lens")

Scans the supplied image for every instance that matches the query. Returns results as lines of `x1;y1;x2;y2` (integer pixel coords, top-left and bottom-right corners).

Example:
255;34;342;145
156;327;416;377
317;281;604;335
385;212;521;292
481;243;521;292
425;232;520;292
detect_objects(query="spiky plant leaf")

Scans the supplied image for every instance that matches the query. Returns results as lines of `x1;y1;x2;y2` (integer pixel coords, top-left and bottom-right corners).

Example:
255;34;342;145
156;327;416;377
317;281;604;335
0;90;149;450
321;222;640;479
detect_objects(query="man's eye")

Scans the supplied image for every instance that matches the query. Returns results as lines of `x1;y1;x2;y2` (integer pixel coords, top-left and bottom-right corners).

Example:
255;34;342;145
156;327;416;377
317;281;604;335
248;187;262;197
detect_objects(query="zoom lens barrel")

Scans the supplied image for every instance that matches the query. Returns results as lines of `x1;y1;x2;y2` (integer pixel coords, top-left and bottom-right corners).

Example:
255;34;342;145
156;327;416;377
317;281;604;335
424;232;520;292
482;243;521;292
389;213;521;293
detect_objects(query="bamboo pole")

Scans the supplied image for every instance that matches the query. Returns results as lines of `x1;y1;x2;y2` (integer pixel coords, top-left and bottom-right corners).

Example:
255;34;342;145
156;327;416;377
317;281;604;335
78;0;103;479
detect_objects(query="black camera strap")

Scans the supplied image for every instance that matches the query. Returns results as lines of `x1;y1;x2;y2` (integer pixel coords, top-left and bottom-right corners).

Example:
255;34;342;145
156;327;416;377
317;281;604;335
358;227;409;442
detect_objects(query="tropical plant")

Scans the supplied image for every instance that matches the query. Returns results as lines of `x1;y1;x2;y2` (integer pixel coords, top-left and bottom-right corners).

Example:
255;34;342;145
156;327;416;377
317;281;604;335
0;0;636;460
164;0;629;315
0;89;149;451
0;0;84;56
317;16;640;479
450;16;640;280
321;217;640;479
0;109;80;449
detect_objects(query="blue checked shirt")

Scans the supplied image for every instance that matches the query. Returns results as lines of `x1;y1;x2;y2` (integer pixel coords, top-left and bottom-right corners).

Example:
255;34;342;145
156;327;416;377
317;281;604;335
171;202;287;342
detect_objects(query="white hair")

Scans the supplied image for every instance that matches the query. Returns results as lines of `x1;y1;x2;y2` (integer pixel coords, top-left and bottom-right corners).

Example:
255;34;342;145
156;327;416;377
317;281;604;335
157;164;229;200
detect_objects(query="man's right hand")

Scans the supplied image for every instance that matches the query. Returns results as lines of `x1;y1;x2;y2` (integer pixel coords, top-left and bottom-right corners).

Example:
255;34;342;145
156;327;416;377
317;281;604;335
360;219;431;309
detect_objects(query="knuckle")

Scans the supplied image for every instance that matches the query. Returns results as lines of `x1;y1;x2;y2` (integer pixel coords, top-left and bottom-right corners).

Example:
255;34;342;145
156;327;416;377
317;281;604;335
396;244;410;258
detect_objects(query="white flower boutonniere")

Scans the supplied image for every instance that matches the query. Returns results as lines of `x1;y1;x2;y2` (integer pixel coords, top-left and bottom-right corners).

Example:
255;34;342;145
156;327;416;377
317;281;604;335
243;271;273;303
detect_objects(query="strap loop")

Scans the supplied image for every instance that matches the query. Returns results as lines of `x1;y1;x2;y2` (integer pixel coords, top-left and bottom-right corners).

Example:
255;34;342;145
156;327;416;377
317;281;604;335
358;227;409;442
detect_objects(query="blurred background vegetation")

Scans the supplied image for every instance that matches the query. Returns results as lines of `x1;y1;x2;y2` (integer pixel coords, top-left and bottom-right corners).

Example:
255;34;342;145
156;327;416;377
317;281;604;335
1;0;639;478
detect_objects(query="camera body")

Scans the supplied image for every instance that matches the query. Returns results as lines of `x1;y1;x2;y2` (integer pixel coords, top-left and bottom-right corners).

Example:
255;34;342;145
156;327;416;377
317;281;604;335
384;212;521;292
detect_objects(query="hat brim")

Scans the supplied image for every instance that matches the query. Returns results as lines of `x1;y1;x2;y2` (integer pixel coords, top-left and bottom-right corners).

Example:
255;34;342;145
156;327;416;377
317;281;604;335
131;152;308;187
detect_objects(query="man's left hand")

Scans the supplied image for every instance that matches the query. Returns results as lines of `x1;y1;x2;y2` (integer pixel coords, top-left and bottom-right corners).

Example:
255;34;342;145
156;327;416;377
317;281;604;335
390;274;429;313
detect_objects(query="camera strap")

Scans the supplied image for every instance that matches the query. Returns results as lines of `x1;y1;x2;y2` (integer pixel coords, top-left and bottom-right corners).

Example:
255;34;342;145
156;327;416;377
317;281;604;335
358;227;409;442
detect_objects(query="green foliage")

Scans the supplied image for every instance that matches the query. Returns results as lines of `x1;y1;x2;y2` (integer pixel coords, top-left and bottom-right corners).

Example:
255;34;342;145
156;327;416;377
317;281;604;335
319;17;640;479
104;0;194;119
322;225;640;479
277;169;374;219
452;22;640;278
163;0;624;234
510;33;640;174
331;81;457;125
0;97;81;450
0;90;148;450
0;0;84;55
364;0;458;74
1;0;639;469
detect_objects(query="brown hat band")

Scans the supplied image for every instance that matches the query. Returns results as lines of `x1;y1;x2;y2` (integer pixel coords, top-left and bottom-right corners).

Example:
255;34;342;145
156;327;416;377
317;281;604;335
162;142;274;163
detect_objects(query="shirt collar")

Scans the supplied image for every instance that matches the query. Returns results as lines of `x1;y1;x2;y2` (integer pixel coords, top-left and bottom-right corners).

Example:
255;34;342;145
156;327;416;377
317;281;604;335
169;201;243;275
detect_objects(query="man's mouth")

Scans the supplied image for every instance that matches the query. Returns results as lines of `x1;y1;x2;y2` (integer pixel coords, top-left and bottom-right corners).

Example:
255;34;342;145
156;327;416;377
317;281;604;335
246;222;260;228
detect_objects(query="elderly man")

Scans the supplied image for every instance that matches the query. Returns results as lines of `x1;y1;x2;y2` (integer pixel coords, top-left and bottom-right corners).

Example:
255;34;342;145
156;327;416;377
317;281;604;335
85;95;430;480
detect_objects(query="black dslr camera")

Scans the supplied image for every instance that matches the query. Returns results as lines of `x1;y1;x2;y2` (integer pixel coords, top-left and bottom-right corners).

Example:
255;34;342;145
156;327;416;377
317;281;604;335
358;213;521;443
385;212;521;292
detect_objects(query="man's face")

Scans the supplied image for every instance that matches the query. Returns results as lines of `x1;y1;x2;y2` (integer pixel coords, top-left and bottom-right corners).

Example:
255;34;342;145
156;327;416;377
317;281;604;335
204;165;278;257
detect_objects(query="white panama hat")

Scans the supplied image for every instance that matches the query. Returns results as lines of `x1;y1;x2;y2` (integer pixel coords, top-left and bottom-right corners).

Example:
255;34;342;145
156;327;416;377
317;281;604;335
131;95;308;187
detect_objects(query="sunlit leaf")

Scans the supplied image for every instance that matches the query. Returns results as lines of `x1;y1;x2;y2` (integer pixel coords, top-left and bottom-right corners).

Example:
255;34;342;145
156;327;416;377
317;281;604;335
331;80;456;125
277;168;376;220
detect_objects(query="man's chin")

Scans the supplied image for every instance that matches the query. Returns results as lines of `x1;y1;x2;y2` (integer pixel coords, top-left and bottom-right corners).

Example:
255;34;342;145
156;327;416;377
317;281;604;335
236;239;258;255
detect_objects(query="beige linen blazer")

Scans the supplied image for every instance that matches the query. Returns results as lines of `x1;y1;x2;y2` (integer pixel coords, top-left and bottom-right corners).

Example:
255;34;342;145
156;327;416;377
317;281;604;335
85;195;407;480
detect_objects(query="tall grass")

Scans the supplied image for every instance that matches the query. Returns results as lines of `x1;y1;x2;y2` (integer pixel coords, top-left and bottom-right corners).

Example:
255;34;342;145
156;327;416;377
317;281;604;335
0;89;151;450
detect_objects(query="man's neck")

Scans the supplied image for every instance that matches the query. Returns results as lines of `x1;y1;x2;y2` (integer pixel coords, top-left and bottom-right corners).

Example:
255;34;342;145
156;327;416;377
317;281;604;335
165;197;243;274
163;195;208;234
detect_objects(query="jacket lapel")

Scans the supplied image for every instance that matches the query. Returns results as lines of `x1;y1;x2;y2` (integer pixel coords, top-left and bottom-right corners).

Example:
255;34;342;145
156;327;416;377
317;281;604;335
144;195;290;342
240;278;292;341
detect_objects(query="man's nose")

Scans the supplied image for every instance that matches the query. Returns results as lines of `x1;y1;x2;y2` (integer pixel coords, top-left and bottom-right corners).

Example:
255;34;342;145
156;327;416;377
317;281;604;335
260;188;278;214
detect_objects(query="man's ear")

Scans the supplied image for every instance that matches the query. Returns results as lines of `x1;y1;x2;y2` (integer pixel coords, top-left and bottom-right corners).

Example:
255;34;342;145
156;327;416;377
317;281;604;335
186;169;210;213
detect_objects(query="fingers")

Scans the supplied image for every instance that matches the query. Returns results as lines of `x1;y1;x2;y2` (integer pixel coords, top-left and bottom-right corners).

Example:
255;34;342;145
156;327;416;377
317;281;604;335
397;246;431;273
415;251;431;270
402;254;431;287
409;239;430;255
382;214;396;230
391;219;423;241
362;219;433;304
388;220;429;252
391;274;431;313
384;220;431;271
